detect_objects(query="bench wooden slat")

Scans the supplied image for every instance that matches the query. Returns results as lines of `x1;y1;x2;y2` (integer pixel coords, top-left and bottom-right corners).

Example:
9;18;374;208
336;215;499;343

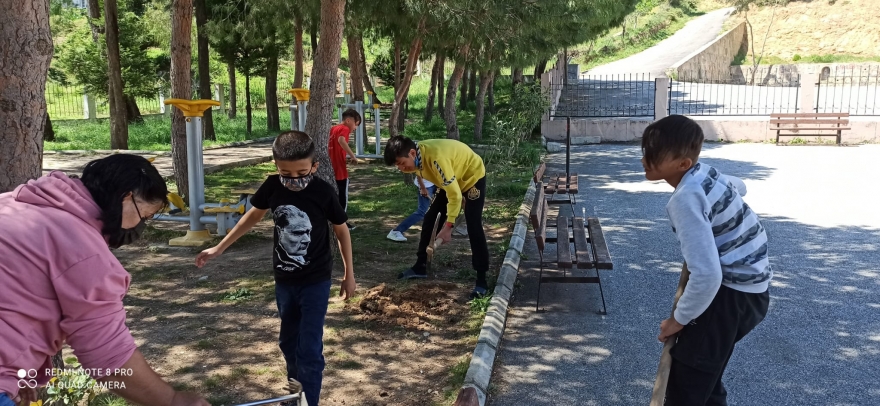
533;162;547;184
770;126;851;131
540;276;601;284
770;119;849;125
587;217;612;270
530;182;546;252
770;113;850;118
572;217;594;269
545;177;558;194
568;175;579;193
556;216;572;269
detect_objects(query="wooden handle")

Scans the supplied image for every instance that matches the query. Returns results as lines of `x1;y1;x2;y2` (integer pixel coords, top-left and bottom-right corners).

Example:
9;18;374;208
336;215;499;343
650;263;690;406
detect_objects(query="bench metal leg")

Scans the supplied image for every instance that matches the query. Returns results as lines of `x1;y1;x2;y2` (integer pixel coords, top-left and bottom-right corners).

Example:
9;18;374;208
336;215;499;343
596;268;607;315
536;251;544;312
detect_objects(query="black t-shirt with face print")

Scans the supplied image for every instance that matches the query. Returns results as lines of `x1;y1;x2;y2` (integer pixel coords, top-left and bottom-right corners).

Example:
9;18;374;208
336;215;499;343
250;175;348;285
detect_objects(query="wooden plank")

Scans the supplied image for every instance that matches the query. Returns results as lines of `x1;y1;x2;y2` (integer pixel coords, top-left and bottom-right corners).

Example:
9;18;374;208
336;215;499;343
770;126;851;131
533;162;547;184
572;217;594;269
587;217;613;270
540;276;601;284
568;175;579;194
530;183;546;251
769;119;849;125
770;113;850;118
556;216;572;269
545;177;558;194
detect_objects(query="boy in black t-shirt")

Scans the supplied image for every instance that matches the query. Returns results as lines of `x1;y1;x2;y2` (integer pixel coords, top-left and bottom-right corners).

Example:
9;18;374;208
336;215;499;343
196;131;355;406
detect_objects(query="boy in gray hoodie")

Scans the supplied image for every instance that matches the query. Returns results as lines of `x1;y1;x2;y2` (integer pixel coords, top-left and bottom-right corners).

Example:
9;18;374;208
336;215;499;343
642;115;771;406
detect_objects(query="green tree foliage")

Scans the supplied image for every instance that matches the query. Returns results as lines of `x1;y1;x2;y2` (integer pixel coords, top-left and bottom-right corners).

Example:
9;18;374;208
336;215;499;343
55;3;167;99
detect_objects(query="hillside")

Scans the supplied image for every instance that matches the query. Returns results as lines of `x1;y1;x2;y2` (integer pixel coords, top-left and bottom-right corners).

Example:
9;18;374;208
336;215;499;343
727;0;880;62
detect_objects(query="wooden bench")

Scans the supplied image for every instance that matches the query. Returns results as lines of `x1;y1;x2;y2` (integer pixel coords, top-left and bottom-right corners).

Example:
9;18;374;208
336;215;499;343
770;113;850;145
533;162;578;211
530;182;612;314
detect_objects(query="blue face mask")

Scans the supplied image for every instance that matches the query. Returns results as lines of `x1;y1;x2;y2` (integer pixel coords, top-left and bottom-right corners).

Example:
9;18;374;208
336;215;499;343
280;172;313;191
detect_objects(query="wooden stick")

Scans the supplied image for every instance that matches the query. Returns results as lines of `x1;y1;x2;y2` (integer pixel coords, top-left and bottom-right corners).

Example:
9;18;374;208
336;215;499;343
650;263;691;406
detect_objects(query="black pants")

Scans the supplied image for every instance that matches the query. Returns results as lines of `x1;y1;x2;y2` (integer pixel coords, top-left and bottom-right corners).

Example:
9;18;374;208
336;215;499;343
665;285;770;406
336;179;349;212
413;176;489;288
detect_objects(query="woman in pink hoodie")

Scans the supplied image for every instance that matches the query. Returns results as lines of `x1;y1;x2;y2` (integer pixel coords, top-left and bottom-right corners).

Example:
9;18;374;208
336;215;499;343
0;155;209;406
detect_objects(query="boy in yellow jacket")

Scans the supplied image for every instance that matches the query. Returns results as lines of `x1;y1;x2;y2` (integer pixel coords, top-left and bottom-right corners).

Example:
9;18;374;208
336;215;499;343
384;135;489;299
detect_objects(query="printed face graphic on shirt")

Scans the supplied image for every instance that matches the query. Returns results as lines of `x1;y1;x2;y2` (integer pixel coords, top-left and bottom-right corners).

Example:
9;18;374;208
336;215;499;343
274;205;312;271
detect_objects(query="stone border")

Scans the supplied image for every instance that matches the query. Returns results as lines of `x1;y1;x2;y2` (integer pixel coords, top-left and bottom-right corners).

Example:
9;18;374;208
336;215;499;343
43;136;277;155
454;181;536;406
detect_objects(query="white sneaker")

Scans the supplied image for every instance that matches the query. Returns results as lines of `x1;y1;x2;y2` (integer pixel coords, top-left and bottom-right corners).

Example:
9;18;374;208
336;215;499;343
387;230;407;242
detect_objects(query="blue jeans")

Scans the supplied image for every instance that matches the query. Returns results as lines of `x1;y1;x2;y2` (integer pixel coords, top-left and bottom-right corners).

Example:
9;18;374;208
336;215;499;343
394;186;436;233
0;393;14;406
276;279;332;406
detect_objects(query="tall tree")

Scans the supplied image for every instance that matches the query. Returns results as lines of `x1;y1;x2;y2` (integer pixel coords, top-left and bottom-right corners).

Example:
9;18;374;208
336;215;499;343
474;70;494;141
443;47;469;140
358;37;380;103
87;0;102;43
459;67;468;110
437;54;445;118
104;0;128;150
346;30;365;102
227;62;237;118
170;0;193;199
388;18;425;137
195;0;216;140
468;68;477;101
0;0;52;192
293;12;304;88
424;52;442;122
305;0;346;188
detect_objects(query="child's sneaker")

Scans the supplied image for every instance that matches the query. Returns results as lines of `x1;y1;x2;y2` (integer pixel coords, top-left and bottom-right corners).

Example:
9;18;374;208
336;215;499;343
346;222;357;231
387;230;407;242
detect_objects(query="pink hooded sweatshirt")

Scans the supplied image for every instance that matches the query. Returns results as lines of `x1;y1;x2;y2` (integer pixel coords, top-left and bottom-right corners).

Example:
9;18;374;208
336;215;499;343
0;172;137;399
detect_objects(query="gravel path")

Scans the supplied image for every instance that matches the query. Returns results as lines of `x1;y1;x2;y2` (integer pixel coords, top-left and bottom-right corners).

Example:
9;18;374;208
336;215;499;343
491;143;880;405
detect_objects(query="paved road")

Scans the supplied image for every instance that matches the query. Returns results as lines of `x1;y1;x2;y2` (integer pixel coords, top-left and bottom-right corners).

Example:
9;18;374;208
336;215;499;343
587;7;735;77
491;143;880;405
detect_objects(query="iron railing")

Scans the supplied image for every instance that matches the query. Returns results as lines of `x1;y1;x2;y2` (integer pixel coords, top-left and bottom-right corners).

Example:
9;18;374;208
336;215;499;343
550;73;654;118
669;75;801;116
815;65;879;116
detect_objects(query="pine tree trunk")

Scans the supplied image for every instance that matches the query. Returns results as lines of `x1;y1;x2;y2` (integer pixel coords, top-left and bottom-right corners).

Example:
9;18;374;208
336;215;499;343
424;53;441;122
305;0;346;189
443;48;469;140
437;54;445;119
87;0;101;43
227;61;237;118
474;70;493;142
195;0;215;140
44;111;55;142
459;67;468;111
534;58;548;78
293;13;304;88
358;36;380;103
310;21;318;61
346;32;364;102
245;74;252;134
0;0;51;192
125;95;143;123
266;52;280;131
389;28;424;137
105;0;128;150
170;0;192;199
468;69;477;101
488;69;497;114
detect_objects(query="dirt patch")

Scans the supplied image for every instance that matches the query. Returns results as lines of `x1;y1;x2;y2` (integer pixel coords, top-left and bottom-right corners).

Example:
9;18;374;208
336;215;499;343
355;282;469;330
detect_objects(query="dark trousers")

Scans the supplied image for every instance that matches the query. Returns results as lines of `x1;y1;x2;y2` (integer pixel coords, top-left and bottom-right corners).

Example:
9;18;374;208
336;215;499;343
276;279;332;406
336;179;349;212
412;177;489;288
665;285;770;406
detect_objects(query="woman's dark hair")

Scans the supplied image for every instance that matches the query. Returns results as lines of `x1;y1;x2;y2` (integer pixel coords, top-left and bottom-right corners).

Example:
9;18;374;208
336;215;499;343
273;131;315;162
383;135;417;166
641;115;704;169
80;154;168;239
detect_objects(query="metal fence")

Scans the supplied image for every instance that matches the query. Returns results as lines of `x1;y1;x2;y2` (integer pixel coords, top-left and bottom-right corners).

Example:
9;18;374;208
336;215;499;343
815;65;879;116
551;73;654;118
669;76;801;116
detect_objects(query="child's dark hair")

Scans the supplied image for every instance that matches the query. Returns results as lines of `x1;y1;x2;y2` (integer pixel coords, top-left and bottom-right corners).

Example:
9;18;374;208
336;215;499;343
342;109;361;124
273;131;315;161
383;135;417;166
641;115;704;169
80;154;168;240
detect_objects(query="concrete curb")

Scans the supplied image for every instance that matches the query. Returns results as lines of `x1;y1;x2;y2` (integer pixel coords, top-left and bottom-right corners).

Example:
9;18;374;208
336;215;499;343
44;136;277;155
455;181;536;406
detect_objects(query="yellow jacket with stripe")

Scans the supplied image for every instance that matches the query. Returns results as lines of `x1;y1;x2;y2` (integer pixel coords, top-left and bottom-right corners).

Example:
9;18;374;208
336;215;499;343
416;139;485;223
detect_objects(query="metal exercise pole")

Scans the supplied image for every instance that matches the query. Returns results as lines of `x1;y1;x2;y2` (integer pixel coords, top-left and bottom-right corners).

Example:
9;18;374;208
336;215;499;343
374;103;381;155
566;116;571;176
355;100;364;154
289;100;297;131
186;116;205;232
298;100;308;131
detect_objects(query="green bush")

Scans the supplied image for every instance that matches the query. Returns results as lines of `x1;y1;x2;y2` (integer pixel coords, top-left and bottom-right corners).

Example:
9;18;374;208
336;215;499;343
483;82;549;167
